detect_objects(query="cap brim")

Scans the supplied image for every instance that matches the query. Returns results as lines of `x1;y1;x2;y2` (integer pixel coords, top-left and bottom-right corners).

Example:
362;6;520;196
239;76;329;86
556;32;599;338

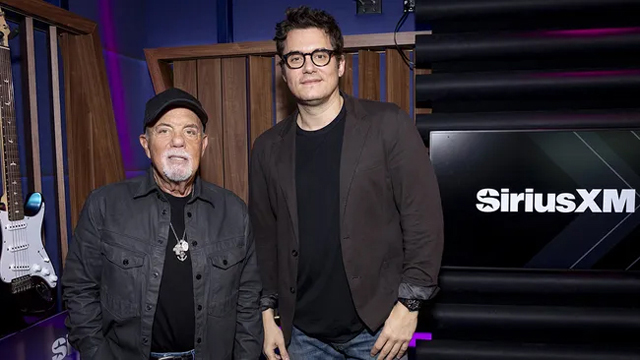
145;99;208;130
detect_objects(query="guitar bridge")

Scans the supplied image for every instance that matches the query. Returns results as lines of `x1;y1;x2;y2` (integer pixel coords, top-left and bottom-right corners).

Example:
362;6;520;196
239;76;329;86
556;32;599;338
11;275;33;294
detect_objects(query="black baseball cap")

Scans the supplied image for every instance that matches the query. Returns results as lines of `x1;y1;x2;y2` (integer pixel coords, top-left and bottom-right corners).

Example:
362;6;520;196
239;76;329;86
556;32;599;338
143;88;208;131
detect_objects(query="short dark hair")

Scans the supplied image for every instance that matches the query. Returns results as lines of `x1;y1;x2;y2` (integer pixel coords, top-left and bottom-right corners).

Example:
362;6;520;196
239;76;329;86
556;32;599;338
274;6;344;59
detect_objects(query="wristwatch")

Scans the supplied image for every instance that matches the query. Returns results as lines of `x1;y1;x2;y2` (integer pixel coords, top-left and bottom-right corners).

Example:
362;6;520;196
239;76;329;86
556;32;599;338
398;298;423;312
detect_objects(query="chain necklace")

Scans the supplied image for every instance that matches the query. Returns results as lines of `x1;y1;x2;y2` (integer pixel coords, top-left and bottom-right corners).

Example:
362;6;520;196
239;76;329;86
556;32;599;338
169;223;189;261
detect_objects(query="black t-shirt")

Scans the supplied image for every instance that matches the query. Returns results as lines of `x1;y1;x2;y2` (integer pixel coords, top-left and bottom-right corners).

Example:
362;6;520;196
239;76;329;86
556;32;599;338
151;192;195;352
293;104;364;343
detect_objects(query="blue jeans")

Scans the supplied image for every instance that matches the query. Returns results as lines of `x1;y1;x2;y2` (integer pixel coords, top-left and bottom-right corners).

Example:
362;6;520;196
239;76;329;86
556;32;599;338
288;326;409;360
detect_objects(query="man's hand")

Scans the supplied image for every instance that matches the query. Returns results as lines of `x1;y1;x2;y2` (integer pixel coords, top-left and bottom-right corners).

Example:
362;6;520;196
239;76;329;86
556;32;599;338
262;309;289;360
370;302;418;360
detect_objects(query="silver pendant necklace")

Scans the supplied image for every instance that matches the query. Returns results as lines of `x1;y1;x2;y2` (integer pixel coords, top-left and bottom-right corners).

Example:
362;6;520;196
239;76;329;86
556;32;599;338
169;223;189;261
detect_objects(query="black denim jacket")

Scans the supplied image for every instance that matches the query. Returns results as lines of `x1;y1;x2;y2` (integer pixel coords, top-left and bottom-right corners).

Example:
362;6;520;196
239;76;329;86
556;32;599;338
62;169;263;359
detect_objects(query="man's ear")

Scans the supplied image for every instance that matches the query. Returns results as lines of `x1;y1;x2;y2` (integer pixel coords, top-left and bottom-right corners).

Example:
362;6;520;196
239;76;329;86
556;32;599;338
139;133;151;159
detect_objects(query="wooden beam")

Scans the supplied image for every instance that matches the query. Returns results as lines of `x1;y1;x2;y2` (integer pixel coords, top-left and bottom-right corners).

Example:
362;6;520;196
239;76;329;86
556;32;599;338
274;57;296;122
49;26;68;266
173;60;198;97
221;57;248;202
144;49;173;94
1;0;95;34
248;56;273;147
386;49;411;114
339;53;354;96
60;32;92;229
143;31;431;61
19;17;42;195
197;59;224;187
60;30;125;228
359;50;380;101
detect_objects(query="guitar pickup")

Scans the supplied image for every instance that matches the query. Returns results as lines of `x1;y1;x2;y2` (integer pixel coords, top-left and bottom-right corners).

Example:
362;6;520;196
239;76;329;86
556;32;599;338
5;222;27;231
7;243;28;252
9;264;30;271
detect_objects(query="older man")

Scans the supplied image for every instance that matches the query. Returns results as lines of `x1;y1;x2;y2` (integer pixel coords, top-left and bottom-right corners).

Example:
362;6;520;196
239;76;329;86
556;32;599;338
63;88;262;360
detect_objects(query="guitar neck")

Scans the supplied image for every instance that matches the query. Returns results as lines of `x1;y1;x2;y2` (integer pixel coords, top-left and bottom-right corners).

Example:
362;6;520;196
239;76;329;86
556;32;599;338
0;46;24;221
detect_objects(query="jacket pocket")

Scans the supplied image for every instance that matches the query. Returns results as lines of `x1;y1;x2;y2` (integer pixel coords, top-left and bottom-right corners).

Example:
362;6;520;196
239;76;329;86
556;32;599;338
102;242;145;269
207;244;246;309
209;246;246;270
100;242;145;319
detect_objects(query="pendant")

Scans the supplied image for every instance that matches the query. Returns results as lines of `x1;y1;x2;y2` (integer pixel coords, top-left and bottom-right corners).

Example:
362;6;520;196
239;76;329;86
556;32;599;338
173;241;188;262
180;239;189;251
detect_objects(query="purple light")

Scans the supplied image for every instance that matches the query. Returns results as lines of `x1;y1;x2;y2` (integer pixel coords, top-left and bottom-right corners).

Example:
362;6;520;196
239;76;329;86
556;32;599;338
534;69;640;78
536;27;640;37
409;332;432;347
99;0;134;169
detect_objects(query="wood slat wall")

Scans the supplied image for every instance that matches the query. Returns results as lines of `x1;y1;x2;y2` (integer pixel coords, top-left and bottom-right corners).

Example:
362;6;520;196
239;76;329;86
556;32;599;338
248;56;274;147
358;50;380;101
221;58;249;202
386;49;411;115
173;60;198;96
274;57;297;123
197;59;225;187
339;53;354;96
5;1;128;269
146;32;423;204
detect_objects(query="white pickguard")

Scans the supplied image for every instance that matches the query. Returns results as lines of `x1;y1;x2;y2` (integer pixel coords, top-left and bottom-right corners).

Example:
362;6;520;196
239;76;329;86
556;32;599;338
0;203;57;288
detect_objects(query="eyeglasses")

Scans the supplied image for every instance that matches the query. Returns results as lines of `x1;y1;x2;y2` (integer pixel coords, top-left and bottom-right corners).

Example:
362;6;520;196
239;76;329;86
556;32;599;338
281;49;336;69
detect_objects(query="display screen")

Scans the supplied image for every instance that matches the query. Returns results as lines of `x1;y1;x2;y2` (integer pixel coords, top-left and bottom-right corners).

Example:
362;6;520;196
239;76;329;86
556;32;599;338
430;130;640;270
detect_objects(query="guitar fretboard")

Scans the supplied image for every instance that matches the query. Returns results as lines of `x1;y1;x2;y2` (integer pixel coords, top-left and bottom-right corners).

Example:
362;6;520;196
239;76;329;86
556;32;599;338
0;46;24;221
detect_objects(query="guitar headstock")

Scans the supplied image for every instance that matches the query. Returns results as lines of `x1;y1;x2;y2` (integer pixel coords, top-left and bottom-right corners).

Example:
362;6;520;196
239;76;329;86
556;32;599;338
0;10;9;48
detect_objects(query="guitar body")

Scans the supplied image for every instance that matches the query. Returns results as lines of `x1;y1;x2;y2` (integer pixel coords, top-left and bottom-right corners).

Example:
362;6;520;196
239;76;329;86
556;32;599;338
0;193;56;312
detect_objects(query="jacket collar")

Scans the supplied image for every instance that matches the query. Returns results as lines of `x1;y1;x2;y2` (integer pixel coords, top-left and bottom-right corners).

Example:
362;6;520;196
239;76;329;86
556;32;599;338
133;167;215;205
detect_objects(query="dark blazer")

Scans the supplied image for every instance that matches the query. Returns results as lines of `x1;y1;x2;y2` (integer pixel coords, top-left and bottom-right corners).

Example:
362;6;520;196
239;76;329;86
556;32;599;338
249;94;444;344
62;170;263;360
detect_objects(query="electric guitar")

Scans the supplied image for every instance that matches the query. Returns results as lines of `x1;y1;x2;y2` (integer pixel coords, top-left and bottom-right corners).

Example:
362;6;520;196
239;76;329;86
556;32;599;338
0;10;57;312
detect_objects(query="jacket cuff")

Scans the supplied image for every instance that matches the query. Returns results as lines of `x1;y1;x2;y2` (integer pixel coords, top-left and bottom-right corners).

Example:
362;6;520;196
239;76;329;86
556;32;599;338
260;293;278;312
398;282;439;301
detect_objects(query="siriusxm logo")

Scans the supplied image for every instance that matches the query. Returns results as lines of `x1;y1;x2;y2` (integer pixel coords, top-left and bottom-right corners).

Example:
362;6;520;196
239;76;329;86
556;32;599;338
476;188;636;213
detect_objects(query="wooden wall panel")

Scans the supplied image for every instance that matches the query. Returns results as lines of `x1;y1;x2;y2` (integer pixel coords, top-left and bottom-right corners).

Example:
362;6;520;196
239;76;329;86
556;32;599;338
197;59;224;187
274;57;296;122
358;50;380;101
248;56;273;147
386;49;411;115
221;58;248;202
339;53;354;96
87;31;125;194
60;31;125;228
173;60;198;97
60;33;91;229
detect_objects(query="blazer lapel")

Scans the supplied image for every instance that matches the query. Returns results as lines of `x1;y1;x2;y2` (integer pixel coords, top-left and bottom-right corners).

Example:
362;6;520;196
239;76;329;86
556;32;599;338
340;96;371;227
276;114;300;244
